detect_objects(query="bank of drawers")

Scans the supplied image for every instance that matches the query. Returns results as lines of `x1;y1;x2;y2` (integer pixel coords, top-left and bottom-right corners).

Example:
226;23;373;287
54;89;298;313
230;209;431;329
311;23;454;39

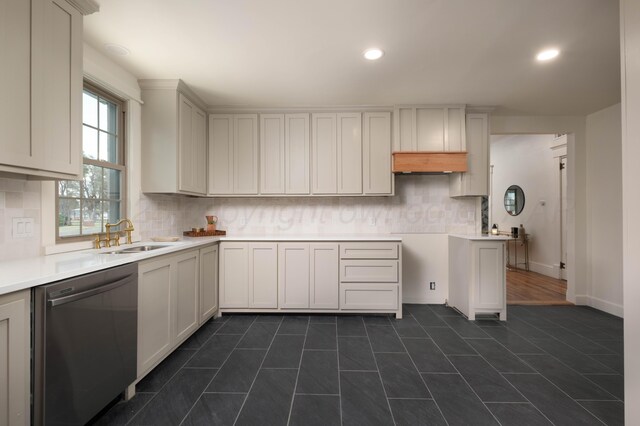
339;242;400;310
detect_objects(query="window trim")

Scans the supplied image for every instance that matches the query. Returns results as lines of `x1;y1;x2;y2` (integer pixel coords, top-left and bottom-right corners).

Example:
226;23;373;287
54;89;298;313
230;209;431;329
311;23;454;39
55;81;127;243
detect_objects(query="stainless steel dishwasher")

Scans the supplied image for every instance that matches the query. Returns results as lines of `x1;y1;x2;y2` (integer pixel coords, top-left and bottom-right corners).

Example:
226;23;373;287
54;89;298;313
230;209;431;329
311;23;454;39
33;263;138;425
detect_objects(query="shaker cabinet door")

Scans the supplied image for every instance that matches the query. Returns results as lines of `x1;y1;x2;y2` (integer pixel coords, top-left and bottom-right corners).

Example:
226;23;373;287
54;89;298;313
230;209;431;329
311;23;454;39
312;113;337;194
209;115;234;194
278;243;310;308
219;243;250;308
260;114;286;194
337;113;362;194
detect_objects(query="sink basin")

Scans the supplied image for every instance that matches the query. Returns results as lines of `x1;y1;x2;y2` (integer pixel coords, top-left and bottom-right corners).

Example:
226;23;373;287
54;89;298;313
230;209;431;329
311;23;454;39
102;245;170;254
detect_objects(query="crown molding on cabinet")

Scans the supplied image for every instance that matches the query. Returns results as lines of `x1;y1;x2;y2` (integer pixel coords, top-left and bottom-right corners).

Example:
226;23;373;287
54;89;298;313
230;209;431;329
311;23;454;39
139;79;208;111
66;0;100;15
207;105;394;114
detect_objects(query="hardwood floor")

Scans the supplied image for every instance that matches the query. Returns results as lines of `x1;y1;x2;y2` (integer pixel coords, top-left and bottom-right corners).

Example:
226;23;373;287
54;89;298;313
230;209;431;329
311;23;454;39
507;269;572;305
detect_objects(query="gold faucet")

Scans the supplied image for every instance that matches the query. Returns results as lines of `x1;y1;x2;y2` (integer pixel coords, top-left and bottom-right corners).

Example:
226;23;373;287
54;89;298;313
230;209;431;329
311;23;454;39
106;218;135;245
94;218;135;249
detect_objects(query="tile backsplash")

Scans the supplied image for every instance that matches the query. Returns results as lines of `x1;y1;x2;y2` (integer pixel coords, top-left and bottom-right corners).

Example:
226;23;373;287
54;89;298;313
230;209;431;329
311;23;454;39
137;175;477;240
0;177;42;261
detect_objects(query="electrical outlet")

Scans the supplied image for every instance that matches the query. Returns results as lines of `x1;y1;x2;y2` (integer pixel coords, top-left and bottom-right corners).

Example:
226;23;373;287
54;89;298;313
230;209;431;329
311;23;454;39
429;282;436;290
12;217;34;238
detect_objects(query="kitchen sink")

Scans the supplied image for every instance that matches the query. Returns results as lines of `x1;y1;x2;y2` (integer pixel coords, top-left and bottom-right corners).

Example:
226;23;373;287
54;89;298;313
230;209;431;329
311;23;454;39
102;245;170;254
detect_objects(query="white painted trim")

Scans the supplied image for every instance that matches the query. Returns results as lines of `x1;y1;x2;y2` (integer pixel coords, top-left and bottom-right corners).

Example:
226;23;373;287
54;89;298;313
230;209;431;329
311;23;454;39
403;296;447;304
528;261;560;279
138;79;206;110
66;0;99;15
574;294;623;318
207;105;394;114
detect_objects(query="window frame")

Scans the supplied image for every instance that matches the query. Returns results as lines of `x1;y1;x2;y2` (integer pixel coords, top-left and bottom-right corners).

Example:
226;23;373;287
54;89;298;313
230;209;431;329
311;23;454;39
55;81;127;243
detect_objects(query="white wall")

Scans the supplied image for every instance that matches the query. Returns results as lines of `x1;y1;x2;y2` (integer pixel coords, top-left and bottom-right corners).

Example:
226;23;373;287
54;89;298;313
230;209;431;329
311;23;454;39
491;115;587;304
490;134;561;277
585;103;623;316
621;1;640;422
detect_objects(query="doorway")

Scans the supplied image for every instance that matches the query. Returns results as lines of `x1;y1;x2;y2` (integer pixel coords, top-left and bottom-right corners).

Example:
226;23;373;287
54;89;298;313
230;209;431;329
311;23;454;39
489;134;570;305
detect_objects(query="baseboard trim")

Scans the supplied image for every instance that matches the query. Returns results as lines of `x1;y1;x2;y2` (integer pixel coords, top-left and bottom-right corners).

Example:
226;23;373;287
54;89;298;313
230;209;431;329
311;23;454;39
528;261;560;279
403;296;446;305
573;294;623;318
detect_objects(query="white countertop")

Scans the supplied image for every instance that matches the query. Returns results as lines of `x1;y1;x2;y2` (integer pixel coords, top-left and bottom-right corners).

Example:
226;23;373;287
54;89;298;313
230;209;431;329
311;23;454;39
0;234;401;295
449;234;512;241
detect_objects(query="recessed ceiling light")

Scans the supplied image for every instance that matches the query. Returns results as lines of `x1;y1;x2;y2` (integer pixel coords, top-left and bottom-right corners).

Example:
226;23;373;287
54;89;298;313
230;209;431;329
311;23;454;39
104;43;130;56
536;48;560;62
363;48;384;60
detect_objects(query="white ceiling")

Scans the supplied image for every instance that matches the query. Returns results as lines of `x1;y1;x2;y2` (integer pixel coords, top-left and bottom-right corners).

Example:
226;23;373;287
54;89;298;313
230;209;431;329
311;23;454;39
83;0;621;115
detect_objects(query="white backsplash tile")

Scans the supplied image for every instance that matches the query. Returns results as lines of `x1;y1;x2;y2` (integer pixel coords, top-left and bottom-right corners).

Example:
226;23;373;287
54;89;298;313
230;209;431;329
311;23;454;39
0;177;42;261
137;175;477;239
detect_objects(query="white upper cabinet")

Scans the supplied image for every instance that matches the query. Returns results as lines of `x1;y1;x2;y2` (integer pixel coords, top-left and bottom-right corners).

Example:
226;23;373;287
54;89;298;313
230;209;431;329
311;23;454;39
179;94;207;194
312;112;368;195
208;115;234;194
312;113;338;194
337;113;363;194
285;113;310;194
140;80;208;195
394;106;466;152
208;114;258;195
449;113;489;197
363;112;392;195
260;114;286;194
0;0;88;179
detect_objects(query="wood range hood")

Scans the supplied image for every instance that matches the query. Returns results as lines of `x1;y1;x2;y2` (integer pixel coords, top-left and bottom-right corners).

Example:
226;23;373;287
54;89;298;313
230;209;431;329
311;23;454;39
392;151;468;174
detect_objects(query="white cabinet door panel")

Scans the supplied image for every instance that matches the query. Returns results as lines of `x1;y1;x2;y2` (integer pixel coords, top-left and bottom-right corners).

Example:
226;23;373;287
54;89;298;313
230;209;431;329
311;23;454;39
285;113;310;194
416;108;445;151
178;94;195;192
260;114;285;194
220;243;249;308
310;243;339;309
193;107;207;194
175;250;199;344
249;243;278;308
200;245;218;323
340;243;399;260
337;113;362;194
363;112;392;194
209;115;234;194
234;114;258;194
278;243;310;308
138;258;173;374
474;242;505;310
312;113;337;194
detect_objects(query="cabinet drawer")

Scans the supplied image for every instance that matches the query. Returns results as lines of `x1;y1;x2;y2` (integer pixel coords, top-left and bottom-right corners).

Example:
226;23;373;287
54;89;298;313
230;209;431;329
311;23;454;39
340;260;399;282
340;284;398;310
340;242;398;259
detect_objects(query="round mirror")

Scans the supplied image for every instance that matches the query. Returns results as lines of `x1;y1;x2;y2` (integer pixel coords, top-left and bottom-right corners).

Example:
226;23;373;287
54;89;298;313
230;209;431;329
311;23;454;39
504;185;525;216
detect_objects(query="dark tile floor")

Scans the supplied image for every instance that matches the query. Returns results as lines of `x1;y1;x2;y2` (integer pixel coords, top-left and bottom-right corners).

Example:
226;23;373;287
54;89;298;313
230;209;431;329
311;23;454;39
93;304;624;426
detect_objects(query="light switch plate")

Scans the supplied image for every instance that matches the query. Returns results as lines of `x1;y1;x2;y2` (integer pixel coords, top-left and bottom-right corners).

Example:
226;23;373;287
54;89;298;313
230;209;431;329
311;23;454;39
12;217;34;238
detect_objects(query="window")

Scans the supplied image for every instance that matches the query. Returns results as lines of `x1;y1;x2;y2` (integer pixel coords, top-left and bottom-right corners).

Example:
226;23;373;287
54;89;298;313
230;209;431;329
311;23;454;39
57;83;126;240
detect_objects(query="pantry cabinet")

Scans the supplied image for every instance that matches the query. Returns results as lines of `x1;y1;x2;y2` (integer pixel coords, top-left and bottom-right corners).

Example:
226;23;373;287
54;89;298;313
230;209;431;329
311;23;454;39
449;113;489;197
137;248;200;376
140;80;208;195
393;105;466;152
208;114;259;195
0;289;30;426
0;0;91;179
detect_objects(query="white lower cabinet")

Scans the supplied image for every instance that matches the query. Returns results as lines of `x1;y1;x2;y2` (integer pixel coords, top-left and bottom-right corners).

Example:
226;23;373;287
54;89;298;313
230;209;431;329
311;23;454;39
219;242;279;308
199;245;219;323
249;243;278;308
278;243;310;308
138;247;209;378
0;289;30;426
448;236;506;321
277;243;339;309
309;244;339;309
219;243;250;308
219;240;401;317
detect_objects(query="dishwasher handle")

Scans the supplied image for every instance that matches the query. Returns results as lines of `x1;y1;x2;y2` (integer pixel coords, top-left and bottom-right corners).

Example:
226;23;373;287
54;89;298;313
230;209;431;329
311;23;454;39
48;275;135;307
